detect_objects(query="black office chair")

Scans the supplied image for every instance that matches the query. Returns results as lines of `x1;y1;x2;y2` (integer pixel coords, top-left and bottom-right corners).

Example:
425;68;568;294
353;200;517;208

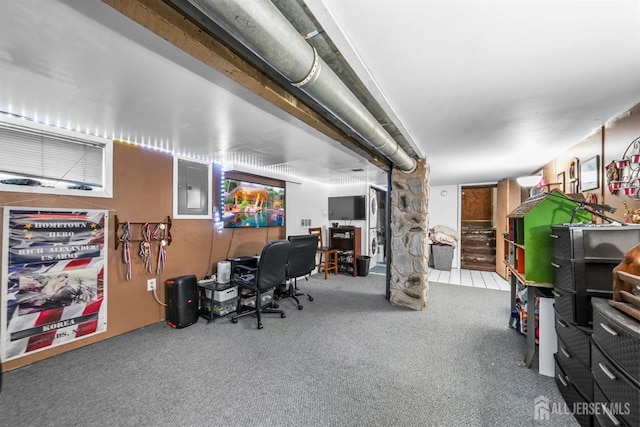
278;234;318;310
230;239;291;329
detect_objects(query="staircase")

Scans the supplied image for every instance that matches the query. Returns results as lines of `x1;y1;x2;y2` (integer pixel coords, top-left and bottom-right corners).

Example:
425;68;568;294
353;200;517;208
460;224;496;271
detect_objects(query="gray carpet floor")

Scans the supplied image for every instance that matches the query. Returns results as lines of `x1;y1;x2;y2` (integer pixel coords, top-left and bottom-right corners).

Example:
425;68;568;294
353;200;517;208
0;273;579;427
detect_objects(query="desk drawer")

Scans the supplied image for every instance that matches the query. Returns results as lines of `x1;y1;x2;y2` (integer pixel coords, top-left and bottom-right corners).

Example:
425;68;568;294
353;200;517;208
592;299;640;384
592;343;640;427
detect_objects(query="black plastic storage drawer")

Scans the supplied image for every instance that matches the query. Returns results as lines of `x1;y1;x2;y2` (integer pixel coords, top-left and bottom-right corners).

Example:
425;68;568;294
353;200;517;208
554;309;592;366
592;298;640;384
553;286;577;324
554;286;612;327
555;355;593;427
557;336;593;400
591;342;639;427
551;225;640;261
593;383;631;427
552;256;575;289
552;257;618;294
551;225;572;258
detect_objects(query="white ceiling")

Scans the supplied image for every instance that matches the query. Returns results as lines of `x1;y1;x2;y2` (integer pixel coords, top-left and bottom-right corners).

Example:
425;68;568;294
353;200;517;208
1;0;639;187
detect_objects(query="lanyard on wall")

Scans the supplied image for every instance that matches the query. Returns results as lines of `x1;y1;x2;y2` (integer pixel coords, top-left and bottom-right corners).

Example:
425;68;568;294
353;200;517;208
119;221;132;281
152;222;169;274
139;222;153;274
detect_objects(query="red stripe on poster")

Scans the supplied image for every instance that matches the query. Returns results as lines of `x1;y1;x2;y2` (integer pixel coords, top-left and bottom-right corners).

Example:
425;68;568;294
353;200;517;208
75;320;98;337
25;331;57;352
64;258;92;269
26;307;65;352
76;299;103;337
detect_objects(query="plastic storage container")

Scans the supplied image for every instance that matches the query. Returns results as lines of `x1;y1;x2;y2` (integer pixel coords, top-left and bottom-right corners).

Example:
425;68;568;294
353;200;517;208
211;285;238;302
212;298;238;316
240;289;275;308
432;244;454;271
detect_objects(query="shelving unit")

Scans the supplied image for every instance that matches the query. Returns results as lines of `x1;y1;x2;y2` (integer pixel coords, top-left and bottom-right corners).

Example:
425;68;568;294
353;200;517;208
197;280;238;323
505;190;591;370
329;227;361;277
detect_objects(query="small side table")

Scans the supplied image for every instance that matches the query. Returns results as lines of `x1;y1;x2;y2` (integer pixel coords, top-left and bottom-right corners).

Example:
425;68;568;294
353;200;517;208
197;280;238;323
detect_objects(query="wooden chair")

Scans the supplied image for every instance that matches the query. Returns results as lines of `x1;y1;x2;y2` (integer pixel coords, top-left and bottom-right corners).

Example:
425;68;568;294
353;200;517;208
308;227;338;279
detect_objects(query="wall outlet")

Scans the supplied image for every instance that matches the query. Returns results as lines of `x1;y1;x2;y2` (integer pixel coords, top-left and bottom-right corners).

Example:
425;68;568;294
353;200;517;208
147;278;156;292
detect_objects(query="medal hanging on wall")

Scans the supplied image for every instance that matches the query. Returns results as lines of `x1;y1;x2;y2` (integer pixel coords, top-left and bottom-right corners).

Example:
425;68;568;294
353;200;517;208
139;222;153;274
119;221;132;281
152;222;170;274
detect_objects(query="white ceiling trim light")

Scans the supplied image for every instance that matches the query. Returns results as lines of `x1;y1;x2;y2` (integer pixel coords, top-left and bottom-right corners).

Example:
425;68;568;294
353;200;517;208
516;174;543;187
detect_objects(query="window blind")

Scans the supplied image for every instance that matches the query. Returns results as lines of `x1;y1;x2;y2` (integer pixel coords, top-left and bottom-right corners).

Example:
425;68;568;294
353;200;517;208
0;121;104;187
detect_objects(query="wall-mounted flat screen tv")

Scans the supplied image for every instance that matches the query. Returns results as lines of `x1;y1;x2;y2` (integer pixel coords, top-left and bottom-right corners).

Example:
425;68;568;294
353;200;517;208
222;178;285;228
328;195;366;220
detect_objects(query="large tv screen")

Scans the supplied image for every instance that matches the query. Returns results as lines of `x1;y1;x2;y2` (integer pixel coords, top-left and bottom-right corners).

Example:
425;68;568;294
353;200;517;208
328;195;366;220
222;178;285;228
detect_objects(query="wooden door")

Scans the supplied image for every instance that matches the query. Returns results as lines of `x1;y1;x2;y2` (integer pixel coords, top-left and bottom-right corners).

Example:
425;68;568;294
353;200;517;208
460;185;496;271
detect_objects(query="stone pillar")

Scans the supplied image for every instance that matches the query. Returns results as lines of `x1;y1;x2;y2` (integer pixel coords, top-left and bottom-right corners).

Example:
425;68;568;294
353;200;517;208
389;159;429;310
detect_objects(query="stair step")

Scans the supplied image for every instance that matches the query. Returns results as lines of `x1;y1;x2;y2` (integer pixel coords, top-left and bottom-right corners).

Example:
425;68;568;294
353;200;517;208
460;226;496;271
460;261;496;272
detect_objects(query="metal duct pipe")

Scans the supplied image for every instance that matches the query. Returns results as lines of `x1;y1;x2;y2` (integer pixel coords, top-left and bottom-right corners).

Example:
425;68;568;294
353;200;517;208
188;0;417;173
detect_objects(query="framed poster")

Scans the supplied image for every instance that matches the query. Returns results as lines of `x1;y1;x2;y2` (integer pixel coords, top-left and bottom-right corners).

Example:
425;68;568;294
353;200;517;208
568;158;579;193
1;207;108;361
556;171;566;193
580;155;599;191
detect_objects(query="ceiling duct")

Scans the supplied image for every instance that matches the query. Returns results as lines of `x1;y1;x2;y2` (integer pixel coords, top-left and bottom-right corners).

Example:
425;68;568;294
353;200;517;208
187;0;417;173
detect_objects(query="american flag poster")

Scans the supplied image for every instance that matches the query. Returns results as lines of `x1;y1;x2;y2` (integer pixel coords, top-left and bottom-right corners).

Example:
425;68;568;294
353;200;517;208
1;208;107;361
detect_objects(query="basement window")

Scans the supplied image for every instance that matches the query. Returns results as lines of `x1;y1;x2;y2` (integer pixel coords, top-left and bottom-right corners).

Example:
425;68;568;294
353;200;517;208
0;116;113;198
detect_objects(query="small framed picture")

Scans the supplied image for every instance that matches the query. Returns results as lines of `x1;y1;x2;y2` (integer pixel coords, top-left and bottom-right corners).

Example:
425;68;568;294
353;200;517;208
580;155;599;192
556;171;565;193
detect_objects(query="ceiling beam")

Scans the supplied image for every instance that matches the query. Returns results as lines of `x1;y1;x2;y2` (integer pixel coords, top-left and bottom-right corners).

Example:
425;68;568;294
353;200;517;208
101;0;389;171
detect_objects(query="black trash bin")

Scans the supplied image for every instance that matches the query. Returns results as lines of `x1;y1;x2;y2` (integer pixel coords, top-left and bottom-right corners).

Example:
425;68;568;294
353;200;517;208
357;256;371;277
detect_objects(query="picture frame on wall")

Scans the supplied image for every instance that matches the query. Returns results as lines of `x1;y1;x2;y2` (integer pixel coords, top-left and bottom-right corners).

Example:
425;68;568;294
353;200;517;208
557;171;566;193
579;155;599;192
568;157;579;193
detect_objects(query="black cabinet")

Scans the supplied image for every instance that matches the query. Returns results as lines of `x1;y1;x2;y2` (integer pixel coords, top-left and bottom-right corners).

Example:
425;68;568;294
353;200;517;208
591;298;640;427
551;224;640;426
592;298;640;383
551;224;640;326
556;312;593;401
